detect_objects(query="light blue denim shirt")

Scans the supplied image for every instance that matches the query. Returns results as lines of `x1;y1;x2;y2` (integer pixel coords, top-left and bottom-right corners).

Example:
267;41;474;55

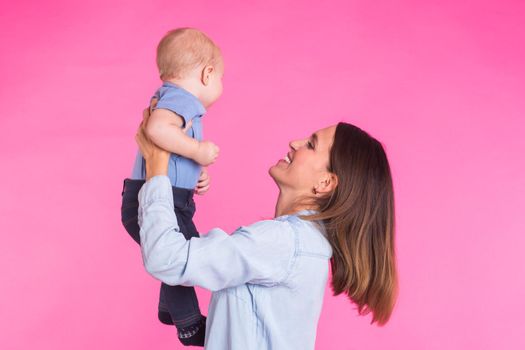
138;176;333;349
131;82;206;189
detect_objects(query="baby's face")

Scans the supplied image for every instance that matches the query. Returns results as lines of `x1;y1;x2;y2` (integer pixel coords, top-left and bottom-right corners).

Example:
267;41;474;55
202;58;224;107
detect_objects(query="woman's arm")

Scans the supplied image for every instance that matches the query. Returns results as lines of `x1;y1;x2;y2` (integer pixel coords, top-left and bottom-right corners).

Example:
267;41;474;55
136;112;294;291
138;175;295;291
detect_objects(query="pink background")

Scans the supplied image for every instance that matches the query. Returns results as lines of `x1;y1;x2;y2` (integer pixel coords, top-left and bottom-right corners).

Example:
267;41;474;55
1;0;524;349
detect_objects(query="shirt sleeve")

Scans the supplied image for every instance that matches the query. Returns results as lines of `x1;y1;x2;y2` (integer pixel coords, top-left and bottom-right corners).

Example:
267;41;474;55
137;176;296;291
153;91;194;127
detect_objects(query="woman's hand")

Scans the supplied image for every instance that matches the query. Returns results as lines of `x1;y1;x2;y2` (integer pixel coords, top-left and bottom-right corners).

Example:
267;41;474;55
135;100;170;180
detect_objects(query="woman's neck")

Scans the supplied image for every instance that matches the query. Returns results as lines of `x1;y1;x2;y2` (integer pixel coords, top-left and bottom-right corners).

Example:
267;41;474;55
274;190;317;217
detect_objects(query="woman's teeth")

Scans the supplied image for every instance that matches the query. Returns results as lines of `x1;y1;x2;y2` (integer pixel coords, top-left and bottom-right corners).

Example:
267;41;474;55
284;155;291;164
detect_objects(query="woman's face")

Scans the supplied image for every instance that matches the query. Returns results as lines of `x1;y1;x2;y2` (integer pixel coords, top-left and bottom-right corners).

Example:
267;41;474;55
270;125;336;196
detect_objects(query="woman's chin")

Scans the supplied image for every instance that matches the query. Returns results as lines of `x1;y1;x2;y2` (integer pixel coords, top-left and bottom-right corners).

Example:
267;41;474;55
268;164;282;182
269;159;291;183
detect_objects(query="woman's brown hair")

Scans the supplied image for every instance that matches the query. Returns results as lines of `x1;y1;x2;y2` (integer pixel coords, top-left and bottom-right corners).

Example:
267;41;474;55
305;122;398;325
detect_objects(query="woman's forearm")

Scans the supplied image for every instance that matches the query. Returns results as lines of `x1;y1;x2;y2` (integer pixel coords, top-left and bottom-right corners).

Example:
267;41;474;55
144;152;169;180
137;176;296;291
138;176;188;279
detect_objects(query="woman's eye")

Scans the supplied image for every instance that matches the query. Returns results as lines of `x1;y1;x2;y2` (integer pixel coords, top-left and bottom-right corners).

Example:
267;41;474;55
307;141;314;149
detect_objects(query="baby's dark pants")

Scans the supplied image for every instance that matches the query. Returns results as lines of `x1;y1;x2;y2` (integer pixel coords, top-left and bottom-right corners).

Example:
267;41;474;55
120;178;203;328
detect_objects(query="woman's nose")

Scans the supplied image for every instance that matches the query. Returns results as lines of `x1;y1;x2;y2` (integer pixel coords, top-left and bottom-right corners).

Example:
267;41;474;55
289;140;298;150
289;139;306;150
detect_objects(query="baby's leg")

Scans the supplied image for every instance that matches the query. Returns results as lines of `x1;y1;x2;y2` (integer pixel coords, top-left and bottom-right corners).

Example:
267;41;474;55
121;179;176;325
161;187;205;346
120;178;145;244
121;180;206;346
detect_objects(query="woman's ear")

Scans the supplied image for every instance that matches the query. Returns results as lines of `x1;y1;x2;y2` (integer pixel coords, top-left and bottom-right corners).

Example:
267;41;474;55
201;65;215;86
314;172;338;196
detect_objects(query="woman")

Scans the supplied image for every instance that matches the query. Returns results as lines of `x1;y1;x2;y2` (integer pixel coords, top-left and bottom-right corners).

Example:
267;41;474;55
135;108;398;349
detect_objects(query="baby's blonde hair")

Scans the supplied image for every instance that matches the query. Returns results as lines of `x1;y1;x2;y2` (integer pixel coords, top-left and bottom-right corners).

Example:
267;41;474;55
156;28;222;81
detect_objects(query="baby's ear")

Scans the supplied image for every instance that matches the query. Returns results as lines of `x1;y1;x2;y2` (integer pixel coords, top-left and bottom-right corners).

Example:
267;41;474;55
201;65;215;85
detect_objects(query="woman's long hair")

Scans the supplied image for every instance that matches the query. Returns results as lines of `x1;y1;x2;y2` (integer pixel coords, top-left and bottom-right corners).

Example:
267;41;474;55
305;122;398;325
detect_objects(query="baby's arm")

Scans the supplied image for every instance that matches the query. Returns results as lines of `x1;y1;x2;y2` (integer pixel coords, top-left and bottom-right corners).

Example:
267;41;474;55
145;108;219;166
195;168;210;195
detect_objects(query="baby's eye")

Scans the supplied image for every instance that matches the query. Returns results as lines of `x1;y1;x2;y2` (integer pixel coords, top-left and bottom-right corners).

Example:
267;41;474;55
307;141;314;149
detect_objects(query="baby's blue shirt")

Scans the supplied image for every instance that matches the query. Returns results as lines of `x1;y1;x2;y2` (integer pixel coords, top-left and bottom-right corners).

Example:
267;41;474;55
131;82;206;189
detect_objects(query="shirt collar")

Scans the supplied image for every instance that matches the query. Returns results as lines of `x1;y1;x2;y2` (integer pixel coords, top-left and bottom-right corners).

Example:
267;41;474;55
276;209;318;220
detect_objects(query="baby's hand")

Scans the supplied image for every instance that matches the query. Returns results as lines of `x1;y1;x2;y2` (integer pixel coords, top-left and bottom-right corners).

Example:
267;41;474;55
195;141;219;166
195;168;210;195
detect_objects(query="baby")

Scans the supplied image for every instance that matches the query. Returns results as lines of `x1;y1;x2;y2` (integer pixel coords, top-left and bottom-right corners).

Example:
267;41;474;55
120;28;223;346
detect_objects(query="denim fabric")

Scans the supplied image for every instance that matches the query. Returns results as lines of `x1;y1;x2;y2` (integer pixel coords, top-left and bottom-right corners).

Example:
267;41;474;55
121;178;203;328
138;176;333;349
